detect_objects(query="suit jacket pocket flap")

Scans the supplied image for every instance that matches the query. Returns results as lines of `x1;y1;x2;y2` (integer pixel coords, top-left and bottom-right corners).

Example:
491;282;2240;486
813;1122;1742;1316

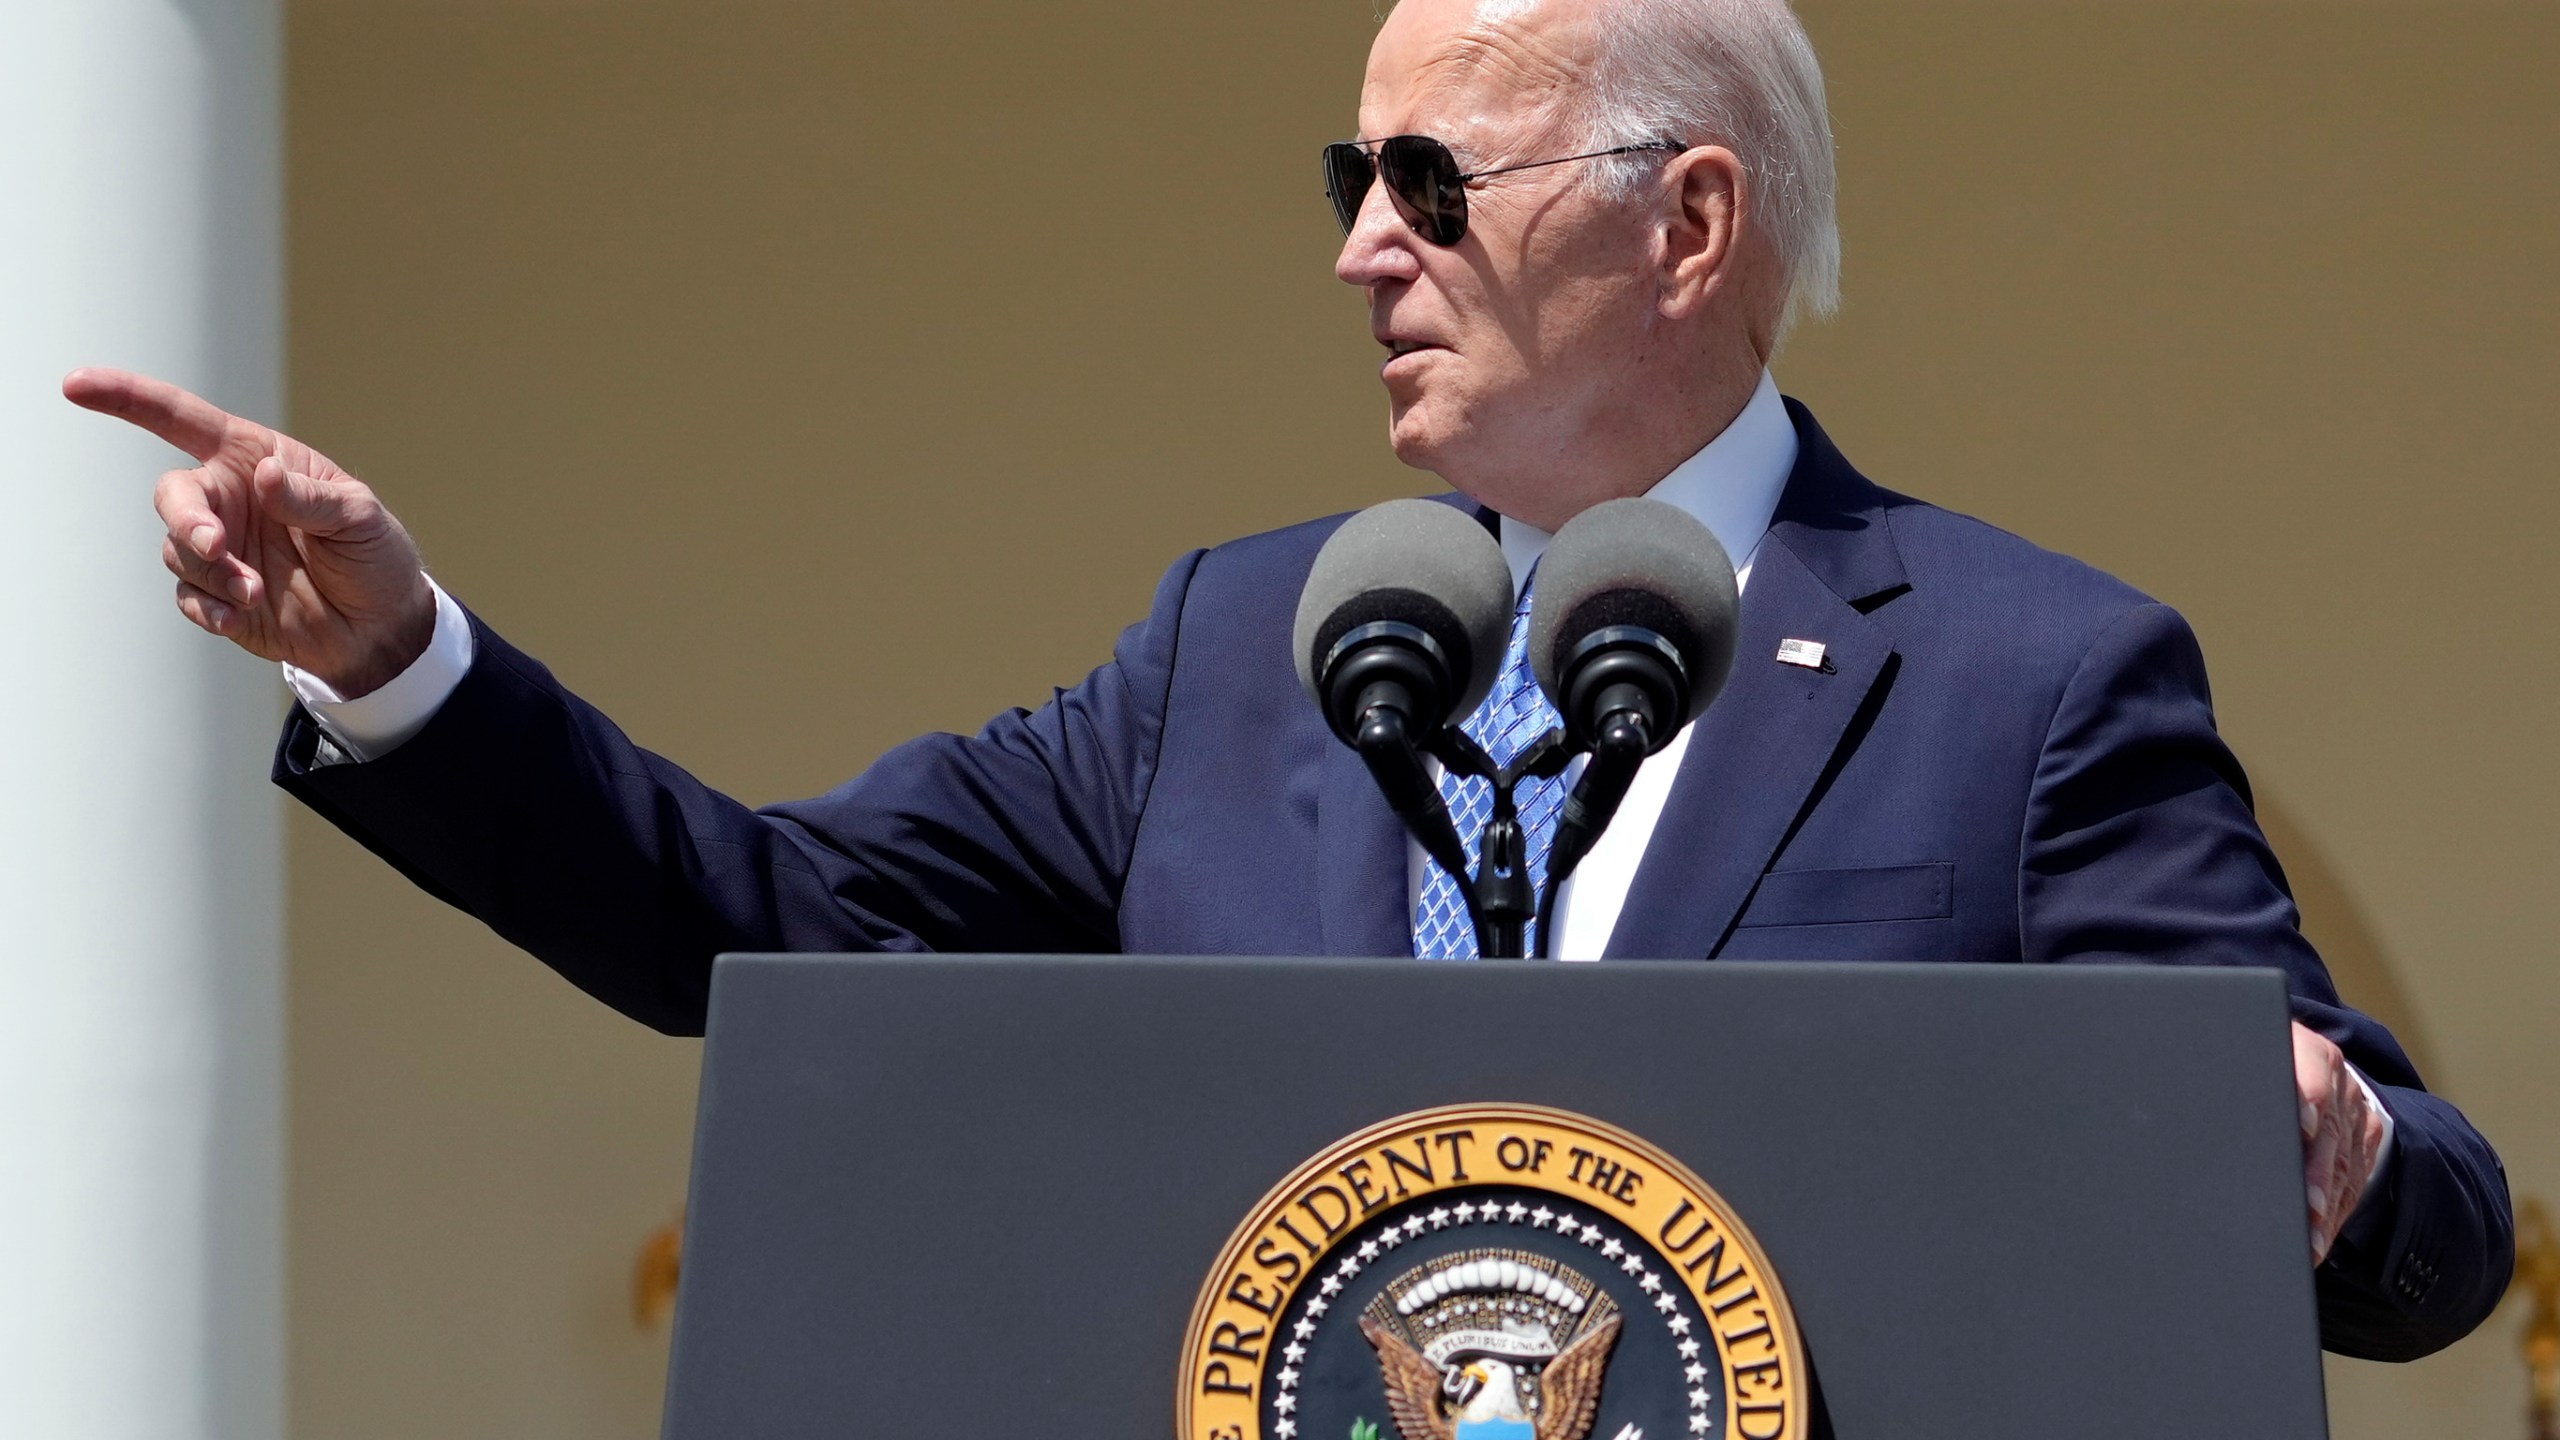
1735;862;1954;928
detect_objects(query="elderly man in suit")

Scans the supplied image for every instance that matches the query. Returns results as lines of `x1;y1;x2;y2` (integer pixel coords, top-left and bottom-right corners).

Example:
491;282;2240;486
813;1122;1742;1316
68;0;2507;1359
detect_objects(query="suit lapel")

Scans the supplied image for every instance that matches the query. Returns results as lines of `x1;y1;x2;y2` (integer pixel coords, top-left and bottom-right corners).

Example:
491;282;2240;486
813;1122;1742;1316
1603;401;1910;961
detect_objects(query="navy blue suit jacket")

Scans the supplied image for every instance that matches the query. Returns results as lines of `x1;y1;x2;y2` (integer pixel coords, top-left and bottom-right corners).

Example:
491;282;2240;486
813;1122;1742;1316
278;401;2508;1359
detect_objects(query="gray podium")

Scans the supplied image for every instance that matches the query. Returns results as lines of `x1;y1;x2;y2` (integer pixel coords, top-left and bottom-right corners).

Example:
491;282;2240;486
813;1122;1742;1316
662;957;2329;1439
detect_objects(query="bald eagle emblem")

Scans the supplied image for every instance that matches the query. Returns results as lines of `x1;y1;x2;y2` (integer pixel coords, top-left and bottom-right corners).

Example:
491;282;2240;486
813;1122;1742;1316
1179;1106;1806;1440
1358;1248;1623;1440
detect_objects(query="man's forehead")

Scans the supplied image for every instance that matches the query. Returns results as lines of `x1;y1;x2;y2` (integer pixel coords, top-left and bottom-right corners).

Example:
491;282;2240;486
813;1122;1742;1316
1360;0;1601;138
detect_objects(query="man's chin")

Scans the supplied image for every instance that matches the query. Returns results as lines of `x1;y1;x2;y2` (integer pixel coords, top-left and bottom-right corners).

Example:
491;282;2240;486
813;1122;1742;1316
1385;408;1454;477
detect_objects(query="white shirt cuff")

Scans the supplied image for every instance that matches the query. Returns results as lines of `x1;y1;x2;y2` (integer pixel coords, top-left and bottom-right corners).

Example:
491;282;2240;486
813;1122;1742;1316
282;577;475;765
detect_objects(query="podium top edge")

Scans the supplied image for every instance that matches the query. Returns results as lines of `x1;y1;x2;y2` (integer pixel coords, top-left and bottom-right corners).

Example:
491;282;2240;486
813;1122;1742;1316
708;952;2293;989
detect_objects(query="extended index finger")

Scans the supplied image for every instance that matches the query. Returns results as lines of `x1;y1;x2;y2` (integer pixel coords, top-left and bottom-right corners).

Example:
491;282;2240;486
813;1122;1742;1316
61;367;249;463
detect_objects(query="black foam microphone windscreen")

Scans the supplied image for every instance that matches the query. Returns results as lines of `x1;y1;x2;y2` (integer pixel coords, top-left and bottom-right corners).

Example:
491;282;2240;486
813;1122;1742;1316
1293;498;1514;735
1527;497;1740;734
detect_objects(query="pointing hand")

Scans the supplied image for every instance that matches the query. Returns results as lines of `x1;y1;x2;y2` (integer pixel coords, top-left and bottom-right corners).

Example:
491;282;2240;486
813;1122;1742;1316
66;367;435;697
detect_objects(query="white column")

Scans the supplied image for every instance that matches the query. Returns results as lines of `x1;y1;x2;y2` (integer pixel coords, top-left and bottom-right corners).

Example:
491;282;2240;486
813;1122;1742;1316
0;2;284;1437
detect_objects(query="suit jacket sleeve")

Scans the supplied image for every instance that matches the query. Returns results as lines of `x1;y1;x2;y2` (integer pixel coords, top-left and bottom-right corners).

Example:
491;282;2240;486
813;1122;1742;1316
274;549;1206;1037
2017;600;2513;1359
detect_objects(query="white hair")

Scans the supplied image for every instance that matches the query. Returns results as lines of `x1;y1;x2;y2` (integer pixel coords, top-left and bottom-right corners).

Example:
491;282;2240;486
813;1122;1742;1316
1578;0;1842;336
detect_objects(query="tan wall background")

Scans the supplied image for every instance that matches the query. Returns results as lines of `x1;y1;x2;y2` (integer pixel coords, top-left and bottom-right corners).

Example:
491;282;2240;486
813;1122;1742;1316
284;1;2557;1435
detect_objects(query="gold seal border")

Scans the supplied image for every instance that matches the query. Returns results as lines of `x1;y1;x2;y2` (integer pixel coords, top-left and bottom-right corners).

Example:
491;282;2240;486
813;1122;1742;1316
1176;1102;1807;1440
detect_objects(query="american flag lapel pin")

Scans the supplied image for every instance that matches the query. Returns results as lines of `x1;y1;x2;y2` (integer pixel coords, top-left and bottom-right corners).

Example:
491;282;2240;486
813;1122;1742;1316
1776;637;1829;671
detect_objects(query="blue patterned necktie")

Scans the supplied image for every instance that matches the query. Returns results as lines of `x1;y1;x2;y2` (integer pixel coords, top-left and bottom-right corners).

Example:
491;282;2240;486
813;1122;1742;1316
1411;574;1566;959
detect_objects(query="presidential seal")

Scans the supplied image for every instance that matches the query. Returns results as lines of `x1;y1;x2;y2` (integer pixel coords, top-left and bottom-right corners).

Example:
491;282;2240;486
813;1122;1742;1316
1179;1105;1804;1440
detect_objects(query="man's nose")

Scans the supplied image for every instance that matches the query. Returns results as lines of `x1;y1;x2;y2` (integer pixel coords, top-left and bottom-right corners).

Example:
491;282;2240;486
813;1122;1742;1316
1334;180;1422;288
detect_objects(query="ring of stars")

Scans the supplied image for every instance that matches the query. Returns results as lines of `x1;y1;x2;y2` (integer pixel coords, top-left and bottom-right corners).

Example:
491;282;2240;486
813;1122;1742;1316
1269;1196;1718;1439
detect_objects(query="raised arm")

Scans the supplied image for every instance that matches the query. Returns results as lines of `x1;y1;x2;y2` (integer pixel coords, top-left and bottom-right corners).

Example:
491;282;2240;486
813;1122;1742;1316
70;366;1193;1035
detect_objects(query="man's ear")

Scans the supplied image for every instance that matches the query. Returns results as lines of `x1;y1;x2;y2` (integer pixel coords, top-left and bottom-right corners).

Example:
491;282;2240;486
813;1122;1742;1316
1655;144;1746;321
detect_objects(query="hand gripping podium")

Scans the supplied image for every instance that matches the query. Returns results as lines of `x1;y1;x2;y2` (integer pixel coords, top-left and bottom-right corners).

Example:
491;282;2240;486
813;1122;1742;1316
661;958;2331;1440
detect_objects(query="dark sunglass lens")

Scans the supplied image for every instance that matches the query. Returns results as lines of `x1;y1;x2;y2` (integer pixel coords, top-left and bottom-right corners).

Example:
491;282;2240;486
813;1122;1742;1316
1322;143;1374;234
1378;135;1467;245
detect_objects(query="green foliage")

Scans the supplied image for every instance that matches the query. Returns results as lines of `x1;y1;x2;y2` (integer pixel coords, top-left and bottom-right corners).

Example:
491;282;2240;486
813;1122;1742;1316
1351;1420;1384;1440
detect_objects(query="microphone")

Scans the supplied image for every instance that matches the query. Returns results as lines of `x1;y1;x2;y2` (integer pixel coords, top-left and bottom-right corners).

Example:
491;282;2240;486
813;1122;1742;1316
1526;498;1741;940
1295;498;1514;743
1528;497;1740;750
1294;499;1514;894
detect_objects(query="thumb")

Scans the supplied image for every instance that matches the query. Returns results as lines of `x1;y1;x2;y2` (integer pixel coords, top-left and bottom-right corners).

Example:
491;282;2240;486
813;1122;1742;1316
253;455;372;537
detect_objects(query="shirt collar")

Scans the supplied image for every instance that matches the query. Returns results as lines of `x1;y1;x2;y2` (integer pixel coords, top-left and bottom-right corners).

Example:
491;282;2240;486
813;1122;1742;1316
1496;368;1798;594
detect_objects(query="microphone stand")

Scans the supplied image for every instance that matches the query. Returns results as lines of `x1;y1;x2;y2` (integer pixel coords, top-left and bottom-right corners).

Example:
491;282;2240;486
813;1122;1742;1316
1421;727;1575;960
1416;704;1656;960
1359;706;1656;962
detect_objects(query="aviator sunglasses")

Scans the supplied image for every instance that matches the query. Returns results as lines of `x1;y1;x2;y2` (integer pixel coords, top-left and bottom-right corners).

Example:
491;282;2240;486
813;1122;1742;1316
1323;134;1686;246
